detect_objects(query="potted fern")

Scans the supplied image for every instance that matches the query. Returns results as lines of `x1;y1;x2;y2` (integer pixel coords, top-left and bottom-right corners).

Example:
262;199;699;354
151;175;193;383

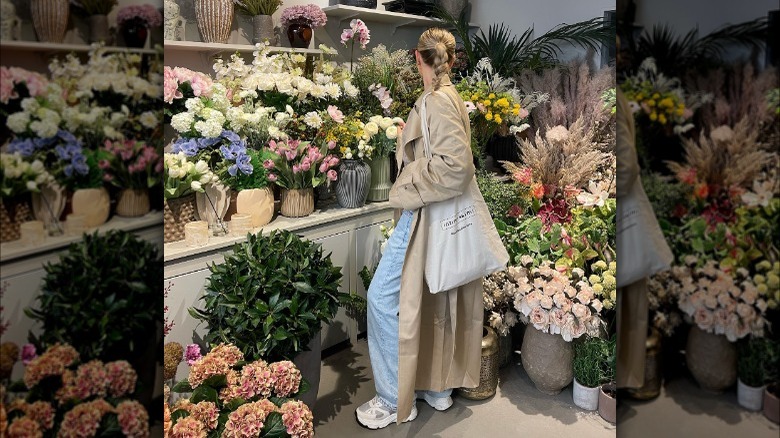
234;0;282;44
573;336;608;411
190;229;350;408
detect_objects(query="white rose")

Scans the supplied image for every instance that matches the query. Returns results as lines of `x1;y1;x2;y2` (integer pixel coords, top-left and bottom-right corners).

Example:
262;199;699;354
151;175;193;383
194;161;209;174
364;122;379;136
379;117;394;130
385;126;398;140
369;115;383;125
26;181;38;191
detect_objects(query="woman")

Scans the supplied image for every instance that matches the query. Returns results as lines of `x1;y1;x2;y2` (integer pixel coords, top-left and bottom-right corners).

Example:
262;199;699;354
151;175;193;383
356;28;485;429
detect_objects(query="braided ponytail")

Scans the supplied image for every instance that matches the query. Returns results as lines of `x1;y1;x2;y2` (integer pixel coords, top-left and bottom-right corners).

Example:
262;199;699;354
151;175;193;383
417;28;456;91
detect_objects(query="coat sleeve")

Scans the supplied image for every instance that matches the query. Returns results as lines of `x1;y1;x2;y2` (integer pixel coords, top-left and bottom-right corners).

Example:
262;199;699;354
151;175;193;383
389;91;475;210
616;88;640;198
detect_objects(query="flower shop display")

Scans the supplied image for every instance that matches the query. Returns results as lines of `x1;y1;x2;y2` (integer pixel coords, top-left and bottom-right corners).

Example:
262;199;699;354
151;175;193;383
195;0;234;44
0;153;53;242
101;139;162;217
572;336;611;411
737;337;778;411
116;3;162;48
164;153;216;242
280;4;327;48
366;115;403;202
456;326;500;401
69;0;117;44
168;343;314;438
3;343;149;437
348;44;422;119
482;270;520;367
234;0;283;44
189;230;349;407
30;0;69;43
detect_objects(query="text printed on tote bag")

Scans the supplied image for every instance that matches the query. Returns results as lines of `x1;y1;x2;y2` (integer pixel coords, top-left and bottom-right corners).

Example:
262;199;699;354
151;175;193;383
438;204;477;235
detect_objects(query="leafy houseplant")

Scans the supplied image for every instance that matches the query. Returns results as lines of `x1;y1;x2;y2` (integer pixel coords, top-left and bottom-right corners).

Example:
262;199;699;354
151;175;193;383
573;336;609;389
25;230;163;362
476;170;525;223
190;230;348;362
738;337;778;388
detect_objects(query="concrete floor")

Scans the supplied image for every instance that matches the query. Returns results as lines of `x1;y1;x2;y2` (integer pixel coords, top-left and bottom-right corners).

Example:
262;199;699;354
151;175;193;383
618;377;779;437
314;339;615;438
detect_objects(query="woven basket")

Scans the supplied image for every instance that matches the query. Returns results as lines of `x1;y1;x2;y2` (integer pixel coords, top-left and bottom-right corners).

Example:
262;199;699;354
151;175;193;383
164;194;197;243
1;197;34;243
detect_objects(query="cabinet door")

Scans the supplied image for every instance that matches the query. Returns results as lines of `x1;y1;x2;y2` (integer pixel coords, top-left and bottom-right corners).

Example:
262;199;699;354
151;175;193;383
354;220;393;335
312;230;352;350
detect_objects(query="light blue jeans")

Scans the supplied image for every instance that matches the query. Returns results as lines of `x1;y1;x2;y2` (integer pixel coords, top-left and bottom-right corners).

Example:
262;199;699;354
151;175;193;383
367;209;453;409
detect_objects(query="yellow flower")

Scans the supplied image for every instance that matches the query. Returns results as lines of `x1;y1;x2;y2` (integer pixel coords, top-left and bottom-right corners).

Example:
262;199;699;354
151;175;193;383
647;99;656;107
677;103;685;109
483;100;492;107
660;97;674;108
652;93;660;99
636;93;645;101
471;94;479;101
494;114;502;124
658;114;667;124
485;112;493;121
649;112;658;121
512;108;520;116
496;97;509;108
489;93;496;99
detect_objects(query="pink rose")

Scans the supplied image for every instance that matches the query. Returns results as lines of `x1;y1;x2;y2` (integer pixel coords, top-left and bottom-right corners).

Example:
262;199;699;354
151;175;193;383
539;295;553;310
576;289;593;304
263;160;274;169
553;293;567;308
529;307;549;330
518;108;529;119
21;343;37;365
564;285;577;298
572;303;589;319
741;289;757;305
549;308;567;332
694;308;714;331
327;105;344;124
703;295;718;310
591;299;603;313
525;291;542;309
736;303;755;321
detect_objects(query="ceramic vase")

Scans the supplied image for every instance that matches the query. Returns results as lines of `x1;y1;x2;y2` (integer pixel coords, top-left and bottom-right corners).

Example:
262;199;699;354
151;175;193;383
195;0;234;44
88;14;109;43
367;156;392;202
235;187;274;228
122;22;148;48
31;0;69;43
598;383;617;423
286;20;312;48
72;187;110;228
336;160;371;209
252;15;274;44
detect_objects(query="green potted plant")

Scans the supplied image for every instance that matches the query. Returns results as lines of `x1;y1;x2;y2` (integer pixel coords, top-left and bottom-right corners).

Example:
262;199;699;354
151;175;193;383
190;229;349;407
70;0;118;43
738;337;777;411
234;0;282;44
24;230;162;404
598;334;617;424
764;338;780;424
573;336;607;411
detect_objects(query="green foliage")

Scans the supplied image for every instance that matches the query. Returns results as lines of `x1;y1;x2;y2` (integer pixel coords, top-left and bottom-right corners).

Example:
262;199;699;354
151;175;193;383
495;216;562;267
738;337;780;387
70;148;111;190
640;171;688;224
190;230;347;362
25;230;162;361
234;0;283;16
573;336;611;387
475;170;525;222
602;88;616;115
603;333;617;383
71;0;118;16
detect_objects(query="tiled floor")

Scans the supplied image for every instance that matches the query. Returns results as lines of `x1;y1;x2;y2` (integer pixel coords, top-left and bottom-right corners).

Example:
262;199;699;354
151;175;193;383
314;339;615;438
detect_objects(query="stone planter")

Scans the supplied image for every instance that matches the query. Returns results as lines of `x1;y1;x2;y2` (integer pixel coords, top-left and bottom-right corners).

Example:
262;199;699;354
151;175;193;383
737;379;765;411
521;326;573;395
293;332;321;410
764;384;779;424
335;159;371;209
31;183;66;235
367;156;392;202
280;188;314;218
195;0;234;43
164;0;185;40
115;189;151;218
236;187;274;228
196;183;231;236
457;326;499;400
1;196;34;243
573;378;600;411
31;0;69;43
686;325;736;392
252;15;274;44
626;328;663;400
88;14;109;43
598;383;616;424
72;187;110;228
164;194;198;243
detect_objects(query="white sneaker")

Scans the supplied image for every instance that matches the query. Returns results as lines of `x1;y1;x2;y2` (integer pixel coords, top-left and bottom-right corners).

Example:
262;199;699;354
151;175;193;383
416;391;454;411
355;396;418;429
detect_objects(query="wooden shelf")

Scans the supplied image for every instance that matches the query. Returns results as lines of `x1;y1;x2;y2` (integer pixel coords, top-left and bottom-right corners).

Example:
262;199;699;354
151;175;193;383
164;40;323;57
322;4;479;34
0;40;158;55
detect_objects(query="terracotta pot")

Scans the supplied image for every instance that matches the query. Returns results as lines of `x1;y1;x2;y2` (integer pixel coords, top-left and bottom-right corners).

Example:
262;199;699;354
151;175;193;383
573;378;599;411
626;328;663;400
286;20;312;48
31;0;69;43
72;187;110;228
236;187;274;228
764;384;779;424
252;15;274;44
521;326;573;395
457;326;499;400
598;383;616;424
737;379;765;411
31;183;66;235
196;183;231;236
0;196;34;243
164;194;198;243
367;156;392;202
195;0;233;43
686;325;736;392
280;188;314;218
115;189;151;218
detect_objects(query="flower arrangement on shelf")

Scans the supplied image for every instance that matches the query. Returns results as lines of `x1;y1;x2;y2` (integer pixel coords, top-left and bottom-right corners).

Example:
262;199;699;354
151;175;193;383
265;139;339;189
100;139;162;189
280;4;327;29
116;3;163;28
0;153;54;199
168;343;314;438
3;343;149;437
320;112;375;161
163;152;218;199
366;115;403;159
164;66;214;121
234;0;284;16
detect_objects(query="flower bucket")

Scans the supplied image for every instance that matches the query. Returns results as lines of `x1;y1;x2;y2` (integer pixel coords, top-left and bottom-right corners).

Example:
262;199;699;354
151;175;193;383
164;194;198;243
598;383;616;424
335;159;371;209
195;0;233;43
116;189;151;218
1;196;34;243
367;156;392;202
573;378;600;411
457;326;499;400
72;187;110;228
686;325;736;392
521;326;573;395
88;14;110;43
737;379;765;411
280;188;314;218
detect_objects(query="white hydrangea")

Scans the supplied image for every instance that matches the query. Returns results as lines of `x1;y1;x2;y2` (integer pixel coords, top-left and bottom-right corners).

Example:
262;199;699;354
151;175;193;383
30;120;58;138
7;112;30;133
171;112;195;133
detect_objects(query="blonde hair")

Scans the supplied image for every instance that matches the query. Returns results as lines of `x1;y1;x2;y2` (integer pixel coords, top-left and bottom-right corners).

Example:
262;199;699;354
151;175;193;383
417;28;456;91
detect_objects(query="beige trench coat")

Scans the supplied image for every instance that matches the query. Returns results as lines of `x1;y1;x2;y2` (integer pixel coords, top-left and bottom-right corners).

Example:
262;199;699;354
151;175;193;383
387;76;484;422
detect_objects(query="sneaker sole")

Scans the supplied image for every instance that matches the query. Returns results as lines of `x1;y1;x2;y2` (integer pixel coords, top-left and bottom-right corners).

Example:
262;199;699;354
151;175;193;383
355;405;418;429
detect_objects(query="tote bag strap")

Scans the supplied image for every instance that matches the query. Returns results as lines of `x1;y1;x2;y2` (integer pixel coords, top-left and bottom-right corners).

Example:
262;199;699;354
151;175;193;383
419;92;433;160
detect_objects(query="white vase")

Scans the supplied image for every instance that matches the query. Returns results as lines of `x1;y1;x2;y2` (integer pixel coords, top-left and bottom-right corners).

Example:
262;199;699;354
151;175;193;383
196;182;231;236
737;379;765;411
31;183;66;235
0;0;21;40
164;0;185;41
72;187;110;228
236;187;274;227
573;378;600;411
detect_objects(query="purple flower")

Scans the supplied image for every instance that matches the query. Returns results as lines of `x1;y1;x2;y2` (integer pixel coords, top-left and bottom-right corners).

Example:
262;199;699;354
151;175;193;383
185;344;202;366
280;4;327;29
22;343;37;365
117;4;162;27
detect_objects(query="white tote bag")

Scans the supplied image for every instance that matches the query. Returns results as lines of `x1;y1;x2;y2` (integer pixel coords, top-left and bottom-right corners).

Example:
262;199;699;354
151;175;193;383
616;179;674;288
419;93;509;294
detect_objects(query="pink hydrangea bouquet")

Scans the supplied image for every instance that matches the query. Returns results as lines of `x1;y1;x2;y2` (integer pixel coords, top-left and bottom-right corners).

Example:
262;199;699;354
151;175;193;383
510;259;606;342
169;343;314;438
673;259;769;341
280;4;327;29
117;4;163;27
6;343;149;437
164;66;214;122
265;139;339;189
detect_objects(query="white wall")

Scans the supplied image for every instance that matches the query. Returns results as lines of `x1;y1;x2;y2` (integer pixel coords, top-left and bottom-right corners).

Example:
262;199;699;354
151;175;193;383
634;0;776;35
